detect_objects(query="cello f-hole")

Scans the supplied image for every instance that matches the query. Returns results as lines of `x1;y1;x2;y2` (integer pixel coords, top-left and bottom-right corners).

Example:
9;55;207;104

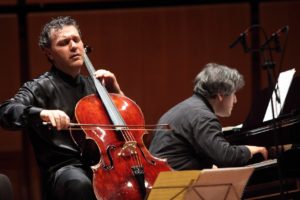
103;145;116;170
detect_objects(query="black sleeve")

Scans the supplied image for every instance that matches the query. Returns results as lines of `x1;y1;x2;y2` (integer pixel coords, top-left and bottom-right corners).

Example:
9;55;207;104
0;82;44;130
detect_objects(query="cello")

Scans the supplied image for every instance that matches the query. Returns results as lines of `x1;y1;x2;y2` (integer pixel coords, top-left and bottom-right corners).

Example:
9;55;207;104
74;50;172;200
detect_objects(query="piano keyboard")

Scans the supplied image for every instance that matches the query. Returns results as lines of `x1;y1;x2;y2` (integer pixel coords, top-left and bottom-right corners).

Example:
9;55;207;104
247;159;278;170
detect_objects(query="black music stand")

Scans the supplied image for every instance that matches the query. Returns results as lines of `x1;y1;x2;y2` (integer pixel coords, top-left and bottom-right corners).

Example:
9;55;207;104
147;167;254;200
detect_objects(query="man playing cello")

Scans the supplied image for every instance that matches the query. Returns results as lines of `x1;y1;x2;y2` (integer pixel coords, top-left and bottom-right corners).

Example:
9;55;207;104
0;16;123;200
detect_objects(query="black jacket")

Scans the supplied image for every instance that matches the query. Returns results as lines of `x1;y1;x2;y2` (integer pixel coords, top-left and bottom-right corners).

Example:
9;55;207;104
0;66;96;175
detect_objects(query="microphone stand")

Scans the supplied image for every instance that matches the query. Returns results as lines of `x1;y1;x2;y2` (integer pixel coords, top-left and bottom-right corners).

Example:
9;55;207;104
260;38;287;199
230;25;289;199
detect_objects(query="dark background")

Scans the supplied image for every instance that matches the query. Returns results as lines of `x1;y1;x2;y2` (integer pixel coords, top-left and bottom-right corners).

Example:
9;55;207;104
0;0;299;199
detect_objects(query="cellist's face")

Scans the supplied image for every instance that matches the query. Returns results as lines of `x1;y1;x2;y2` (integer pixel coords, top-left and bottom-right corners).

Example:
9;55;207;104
44;25;85;77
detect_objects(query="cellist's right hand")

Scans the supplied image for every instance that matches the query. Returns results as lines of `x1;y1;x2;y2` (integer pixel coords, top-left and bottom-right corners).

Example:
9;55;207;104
40;110;70;130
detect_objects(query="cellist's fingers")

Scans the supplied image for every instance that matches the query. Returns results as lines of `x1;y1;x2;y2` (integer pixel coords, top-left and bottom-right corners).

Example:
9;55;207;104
40;110;70;130
50;110;69;130
52;110;70;130
94;69;114;85
94;69;111;79
40;110;56;127
94;69;124;95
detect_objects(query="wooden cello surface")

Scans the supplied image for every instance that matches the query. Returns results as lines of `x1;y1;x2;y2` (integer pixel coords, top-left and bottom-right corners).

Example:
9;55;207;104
74;52;172;200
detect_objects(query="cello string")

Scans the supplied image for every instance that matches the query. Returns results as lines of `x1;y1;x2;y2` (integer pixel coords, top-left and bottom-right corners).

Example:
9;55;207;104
84;52;144;168
121;128;144;167
84;52;129;134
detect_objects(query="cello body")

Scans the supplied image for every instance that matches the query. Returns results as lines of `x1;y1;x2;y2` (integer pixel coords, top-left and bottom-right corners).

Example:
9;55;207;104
75;93;172;200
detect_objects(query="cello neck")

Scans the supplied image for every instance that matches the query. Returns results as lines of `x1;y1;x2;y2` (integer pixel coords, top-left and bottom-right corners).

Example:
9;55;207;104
83;52;126;127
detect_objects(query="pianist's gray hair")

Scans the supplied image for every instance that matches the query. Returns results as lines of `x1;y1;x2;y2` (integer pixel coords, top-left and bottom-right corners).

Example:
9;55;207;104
193;63;245;98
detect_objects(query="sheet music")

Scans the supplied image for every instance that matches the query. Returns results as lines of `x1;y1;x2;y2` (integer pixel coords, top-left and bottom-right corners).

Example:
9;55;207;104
148;167;254;200
147;170;202;200
263;68;296;122
185;167;254;200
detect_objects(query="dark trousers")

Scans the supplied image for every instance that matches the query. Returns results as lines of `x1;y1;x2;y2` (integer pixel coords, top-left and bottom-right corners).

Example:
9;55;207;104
44;165;97;200
0;174;13;200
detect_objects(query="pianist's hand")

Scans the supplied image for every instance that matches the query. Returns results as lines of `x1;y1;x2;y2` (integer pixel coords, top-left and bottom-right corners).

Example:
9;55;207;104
246;145;268;160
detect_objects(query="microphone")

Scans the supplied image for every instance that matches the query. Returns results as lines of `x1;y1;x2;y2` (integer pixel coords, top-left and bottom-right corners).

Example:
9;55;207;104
229;32;249;52
261;25;289;51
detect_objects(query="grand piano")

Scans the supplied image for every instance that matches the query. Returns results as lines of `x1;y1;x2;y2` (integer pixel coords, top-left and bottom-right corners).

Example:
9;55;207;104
224;76;300;199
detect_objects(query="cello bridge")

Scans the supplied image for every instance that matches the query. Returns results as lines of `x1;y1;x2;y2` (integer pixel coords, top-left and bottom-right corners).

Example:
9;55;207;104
118;141;137;157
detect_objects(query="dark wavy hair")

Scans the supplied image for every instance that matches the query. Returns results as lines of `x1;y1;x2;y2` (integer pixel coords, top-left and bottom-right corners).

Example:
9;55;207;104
38;16;81;49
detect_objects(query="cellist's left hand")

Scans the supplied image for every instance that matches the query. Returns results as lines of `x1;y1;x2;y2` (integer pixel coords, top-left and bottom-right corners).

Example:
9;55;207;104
94;69;124;95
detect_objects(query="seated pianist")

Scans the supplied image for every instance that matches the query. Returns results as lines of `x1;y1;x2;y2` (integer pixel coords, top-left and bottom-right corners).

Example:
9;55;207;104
149;64;300;199
149;63;268;171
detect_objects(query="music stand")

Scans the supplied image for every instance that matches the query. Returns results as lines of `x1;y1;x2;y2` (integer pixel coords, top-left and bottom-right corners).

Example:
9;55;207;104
147;167;254;200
